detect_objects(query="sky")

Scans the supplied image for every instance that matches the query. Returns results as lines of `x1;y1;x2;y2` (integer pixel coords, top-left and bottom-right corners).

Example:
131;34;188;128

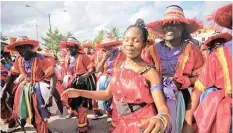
1;1;231;43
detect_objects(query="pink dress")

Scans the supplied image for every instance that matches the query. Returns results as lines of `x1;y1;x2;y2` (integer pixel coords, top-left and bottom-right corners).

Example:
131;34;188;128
109;68;156;132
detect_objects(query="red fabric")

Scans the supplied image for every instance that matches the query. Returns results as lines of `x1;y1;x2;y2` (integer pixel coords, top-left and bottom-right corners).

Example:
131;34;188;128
203;32;232;48
64;54;94;76
110;69;154;104
141;47;153;64
194;90;231;133
56;82;64;96
5;37;39;52
208;4;232;29
175;75;191;89
32;93;49;133
147;18;203;38
150;42;204;87
13;81;26;117
109;68;156;132
194;44;232;94
75;106;88;132
113;105;156;133
10;55;55;82
1;64;8;82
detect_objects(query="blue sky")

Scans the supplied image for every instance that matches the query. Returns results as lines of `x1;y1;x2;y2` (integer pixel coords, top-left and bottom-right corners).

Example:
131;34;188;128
1;1;231;43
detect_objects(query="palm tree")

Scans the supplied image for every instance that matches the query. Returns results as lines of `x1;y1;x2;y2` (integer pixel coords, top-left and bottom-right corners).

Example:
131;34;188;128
41;28;72;55
93;30;106;44
110;27;120;40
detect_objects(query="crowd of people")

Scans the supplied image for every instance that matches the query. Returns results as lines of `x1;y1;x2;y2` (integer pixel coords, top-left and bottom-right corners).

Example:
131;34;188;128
0;4;232;133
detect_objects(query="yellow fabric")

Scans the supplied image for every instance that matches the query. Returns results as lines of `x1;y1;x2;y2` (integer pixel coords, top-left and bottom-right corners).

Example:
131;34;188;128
216;47;231;96
78;122;88;127
25;84;33;124
195;80;206;92
11;66;20;73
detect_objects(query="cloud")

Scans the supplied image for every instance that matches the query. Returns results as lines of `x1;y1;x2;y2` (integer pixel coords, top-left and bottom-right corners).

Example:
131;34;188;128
1;1;232;43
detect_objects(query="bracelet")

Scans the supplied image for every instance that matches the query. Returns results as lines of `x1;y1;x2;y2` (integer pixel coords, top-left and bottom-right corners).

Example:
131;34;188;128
155;113;170;131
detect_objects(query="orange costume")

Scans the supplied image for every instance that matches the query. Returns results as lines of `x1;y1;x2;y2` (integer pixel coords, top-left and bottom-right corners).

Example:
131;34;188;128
193;4;232;133
94;33;126;131
146;5;204;133
5;37;62;133
60;37;95;132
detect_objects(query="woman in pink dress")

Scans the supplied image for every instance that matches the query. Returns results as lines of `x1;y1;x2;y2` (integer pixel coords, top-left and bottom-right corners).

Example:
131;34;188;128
61;19;171;133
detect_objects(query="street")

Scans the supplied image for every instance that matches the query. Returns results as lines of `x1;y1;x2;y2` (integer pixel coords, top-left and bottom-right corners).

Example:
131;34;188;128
1;108;110;133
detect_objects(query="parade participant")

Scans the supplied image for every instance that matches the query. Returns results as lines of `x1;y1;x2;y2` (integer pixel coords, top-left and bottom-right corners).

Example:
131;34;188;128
94;33;125;131
1;36;63;133
61;19;171;133
141;38;154;64
60;37;95;133
81;40;97;110
81;41;95;56
183;3;232;133
1;45;18;132
146;5;204;133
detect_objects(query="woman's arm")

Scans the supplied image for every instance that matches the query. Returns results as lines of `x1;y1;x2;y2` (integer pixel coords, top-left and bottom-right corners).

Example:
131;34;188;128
61;86;113;101
139;68;170;133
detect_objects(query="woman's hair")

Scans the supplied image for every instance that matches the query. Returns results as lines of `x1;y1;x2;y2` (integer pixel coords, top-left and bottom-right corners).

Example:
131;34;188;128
124;18;148;44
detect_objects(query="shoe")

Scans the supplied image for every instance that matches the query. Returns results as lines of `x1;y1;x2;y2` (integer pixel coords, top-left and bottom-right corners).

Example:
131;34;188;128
107;117;112;123
65;112;77;119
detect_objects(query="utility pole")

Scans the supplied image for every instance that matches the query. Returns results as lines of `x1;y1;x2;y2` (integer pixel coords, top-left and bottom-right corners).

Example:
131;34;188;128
36;24;38;41
48;14;51;31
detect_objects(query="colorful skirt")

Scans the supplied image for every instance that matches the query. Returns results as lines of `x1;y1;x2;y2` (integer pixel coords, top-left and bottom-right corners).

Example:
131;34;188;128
69;74;96;109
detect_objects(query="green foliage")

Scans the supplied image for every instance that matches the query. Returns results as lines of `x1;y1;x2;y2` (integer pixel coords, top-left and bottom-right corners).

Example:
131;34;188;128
41;28;72;54
93;27;120;45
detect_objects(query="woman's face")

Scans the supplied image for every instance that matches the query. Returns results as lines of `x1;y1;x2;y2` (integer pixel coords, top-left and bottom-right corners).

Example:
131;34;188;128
162;23;184;41
15;44;33;58
123;27;145;59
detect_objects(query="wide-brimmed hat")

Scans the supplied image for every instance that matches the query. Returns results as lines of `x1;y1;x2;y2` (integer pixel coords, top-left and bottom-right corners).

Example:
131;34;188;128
147;5;203;38
59;37;84;53
203;32;232;48
208;4;232;29
96;33;121;49
5;36;39;52
81;41;94;48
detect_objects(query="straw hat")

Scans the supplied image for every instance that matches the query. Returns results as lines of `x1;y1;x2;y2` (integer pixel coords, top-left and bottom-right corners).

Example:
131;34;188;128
203;32;232;48
208;4;232;29
96;33;121;49
5;36;39;52
147;5;203;38
59;37;84;53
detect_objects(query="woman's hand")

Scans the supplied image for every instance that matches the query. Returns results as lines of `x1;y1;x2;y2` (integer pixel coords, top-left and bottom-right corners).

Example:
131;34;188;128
61;88;81;100
138;116;164;133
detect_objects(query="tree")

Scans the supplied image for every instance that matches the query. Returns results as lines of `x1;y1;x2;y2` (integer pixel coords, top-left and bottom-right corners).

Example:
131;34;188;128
110;27;120;40
41;28;72;54
93;27;120;45
93;30;106;45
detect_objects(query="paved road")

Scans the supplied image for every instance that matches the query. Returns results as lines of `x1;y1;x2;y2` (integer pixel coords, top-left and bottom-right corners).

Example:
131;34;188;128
1;108;110;133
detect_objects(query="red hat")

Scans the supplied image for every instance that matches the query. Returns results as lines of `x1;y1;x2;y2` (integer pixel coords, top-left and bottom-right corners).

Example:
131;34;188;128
208;4;232;29
38;49;55;58
203;32;232;47
59;37;85;53
5;36;39;52
147;5;203;38
147;38;155;45
96;33;121;49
